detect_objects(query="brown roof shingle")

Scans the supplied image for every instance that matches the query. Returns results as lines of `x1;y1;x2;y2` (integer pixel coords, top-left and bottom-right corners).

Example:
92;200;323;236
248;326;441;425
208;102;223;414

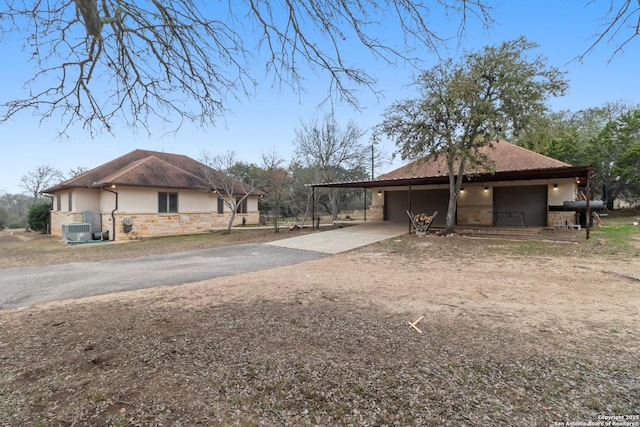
43;149;260;195
378;140;572;180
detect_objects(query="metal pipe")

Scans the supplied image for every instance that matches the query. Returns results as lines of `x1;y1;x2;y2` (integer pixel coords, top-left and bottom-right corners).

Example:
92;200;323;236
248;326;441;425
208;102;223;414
311;187;315;230
586;173;591;240
408;180;412;234
363;188;367;222
102;186;118;241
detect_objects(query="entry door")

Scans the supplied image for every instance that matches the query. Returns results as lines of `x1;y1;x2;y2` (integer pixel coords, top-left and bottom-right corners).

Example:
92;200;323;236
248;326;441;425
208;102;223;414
493;186;547;227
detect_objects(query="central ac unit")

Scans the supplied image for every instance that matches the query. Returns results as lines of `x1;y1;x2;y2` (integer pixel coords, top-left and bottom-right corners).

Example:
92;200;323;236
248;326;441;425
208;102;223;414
62;223;93;242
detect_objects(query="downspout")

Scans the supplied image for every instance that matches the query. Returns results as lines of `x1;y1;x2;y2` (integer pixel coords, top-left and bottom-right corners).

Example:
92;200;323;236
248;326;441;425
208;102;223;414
102;186;118;241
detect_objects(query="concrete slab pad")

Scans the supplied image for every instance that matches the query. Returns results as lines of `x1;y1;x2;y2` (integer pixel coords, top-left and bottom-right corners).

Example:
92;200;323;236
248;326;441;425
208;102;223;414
264;222;409;254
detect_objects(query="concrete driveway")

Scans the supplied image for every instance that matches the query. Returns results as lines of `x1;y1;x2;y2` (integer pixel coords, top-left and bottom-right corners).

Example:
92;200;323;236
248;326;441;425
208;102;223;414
264;221;409;254
0;222;408;309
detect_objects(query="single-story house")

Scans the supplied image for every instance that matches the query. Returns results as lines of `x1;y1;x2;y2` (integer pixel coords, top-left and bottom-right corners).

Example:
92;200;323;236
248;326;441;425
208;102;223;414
43;149;262;241
312;140;595;230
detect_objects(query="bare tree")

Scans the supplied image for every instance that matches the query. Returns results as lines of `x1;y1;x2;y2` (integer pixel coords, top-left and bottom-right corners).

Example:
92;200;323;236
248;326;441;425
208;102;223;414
260;149;292;232
20;165;64;203
0;1;493;135
580;0;640;61
288;163;318;227
200;150;260;234
66;166;89;179
294;113;370;221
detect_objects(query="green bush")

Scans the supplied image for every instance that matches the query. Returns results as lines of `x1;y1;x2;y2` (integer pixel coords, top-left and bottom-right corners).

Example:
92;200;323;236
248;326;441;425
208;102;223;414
27;202;51;232
0;207;7;229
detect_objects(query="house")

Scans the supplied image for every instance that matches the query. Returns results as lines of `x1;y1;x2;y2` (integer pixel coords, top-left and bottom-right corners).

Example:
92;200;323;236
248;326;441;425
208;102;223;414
312;140;594;229
43;149;262;241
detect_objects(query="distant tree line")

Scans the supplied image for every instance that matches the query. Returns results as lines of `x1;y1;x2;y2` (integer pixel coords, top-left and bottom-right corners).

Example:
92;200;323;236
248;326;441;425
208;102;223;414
515;100;640;210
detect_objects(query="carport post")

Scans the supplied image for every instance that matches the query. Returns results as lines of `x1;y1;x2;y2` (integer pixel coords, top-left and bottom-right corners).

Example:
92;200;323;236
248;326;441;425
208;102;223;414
586;173;591;240
363;188;367;222
312;186;315;230
408;181;412;234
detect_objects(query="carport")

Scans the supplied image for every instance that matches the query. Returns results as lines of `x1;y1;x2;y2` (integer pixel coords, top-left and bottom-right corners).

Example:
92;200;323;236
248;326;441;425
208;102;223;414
311;164;595;239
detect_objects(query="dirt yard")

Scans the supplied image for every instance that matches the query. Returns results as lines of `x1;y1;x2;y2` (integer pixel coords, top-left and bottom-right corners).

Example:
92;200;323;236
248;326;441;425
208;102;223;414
1;224;639;426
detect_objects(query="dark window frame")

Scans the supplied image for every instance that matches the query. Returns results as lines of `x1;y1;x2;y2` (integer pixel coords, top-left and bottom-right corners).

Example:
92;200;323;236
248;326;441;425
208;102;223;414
158;192;179;213
236;197;247;214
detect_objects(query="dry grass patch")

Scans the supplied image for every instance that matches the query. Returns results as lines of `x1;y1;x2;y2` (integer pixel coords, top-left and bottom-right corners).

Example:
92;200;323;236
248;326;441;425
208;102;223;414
1;220;640;426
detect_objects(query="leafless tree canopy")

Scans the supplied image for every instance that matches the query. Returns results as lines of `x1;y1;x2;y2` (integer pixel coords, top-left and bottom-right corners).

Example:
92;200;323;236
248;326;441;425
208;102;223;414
581;0;640;61
0;0;493;135
20;164;64;202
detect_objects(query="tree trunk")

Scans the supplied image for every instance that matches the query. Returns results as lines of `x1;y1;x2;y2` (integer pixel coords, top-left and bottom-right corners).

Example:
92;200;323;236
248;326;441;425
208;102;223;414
226;210;236;234
273;201;280;233
445;183;457;234
329;190;339;221
445;153;465;234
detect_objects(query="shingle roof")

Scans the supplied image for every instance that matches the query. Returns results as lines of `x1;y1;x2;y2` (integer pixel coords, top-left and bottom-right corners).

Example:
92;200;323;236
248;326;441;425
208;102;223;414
43;149;261;195
378;140;572;181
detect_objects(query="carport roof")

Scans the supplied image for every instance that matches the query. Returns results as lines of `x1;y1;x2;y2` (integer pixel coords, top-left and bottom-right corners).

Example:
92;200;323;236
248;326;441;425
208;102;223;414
311;141;592;189
311;165;593;189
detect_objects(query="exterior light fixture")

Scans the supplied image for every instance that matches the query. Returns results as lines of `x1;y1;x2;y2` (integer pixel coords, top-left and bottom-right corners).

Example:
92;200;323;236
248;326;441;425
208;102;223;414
553;183;558;189
377;190;382;196
483;186;489;192
111;184;116;189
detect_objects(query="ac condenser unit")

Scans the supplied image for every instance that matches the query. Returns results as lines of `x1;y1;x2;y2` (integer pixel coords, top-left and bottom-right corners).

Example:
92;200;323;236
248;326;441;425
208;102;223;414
62;223;93;242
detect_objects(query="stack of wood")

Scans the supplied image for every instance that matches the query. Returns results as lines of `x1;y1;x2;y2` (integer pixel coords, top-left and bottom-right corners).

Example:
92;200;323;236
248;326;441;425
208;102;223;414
407;210;438;233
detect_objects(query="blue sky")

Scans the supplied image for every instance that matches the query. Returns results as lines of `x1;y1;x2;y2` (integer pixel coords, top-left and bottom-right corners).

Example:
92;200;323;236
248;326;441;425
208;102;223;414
1;1;638;194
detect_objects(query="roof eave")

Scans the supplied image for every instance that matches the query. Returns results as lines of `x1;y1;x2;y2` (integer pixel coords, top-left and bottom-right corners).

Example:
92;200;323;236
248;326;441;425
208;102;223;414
311;165;593;189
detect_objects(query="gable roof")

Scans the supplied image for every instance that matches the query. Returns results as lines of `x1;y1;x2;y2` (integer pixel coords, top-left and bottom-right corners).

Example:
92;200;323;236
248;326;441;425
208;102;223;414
312;140;592;189
43;149;261;195
378;140;571;181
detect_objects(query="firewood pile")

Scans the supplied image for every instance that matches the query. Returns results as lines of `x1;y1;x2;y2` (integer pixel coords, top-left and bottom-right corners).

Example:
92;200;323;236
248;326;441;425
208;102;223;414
406;210;438;233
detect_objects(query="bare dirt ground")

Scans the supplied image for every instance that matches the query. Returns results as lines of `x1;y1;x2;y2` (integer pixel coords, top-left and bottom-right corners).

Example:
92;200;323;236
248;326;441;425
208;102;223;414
1;223;640;426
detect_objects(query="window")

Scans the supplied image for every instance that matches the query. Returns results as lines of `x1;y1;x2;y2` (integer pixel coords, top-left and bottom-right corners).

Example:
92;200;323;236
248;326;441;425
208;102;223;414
56;195;61;211
236;197;247;214
217;197;224;214
158;192;179;213
68;191;73;211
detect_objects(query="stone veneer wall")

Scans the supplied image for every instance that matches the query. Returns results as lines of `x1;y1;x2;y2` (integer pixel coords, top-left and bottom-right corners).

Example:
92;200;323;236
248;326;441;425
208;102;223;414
547;211;578;228
50;210;260;241
111;211;260;241
369;204;384;221
49;211;84;238
457;205;493;226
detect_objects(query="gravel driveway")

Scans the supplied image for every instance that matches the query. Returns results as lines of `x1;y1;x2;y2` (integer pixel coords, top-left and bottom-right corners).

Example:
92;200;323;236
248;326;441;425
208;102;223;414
0;244;327;309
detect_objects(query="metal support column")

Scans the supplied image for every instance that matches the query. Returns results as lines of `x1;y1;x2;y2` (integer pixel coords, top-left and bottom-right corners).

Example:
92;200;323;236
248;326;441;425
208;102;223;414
586;173;591;240
363;188;367;222
312;187;315;230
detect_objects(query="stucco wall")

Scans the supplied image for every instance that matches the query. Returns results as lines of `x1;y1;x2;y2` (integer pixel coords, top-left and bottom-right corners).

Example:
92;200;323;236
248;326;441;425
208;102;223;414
74;188;100;212
548;179;577;206
49;211;84;238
